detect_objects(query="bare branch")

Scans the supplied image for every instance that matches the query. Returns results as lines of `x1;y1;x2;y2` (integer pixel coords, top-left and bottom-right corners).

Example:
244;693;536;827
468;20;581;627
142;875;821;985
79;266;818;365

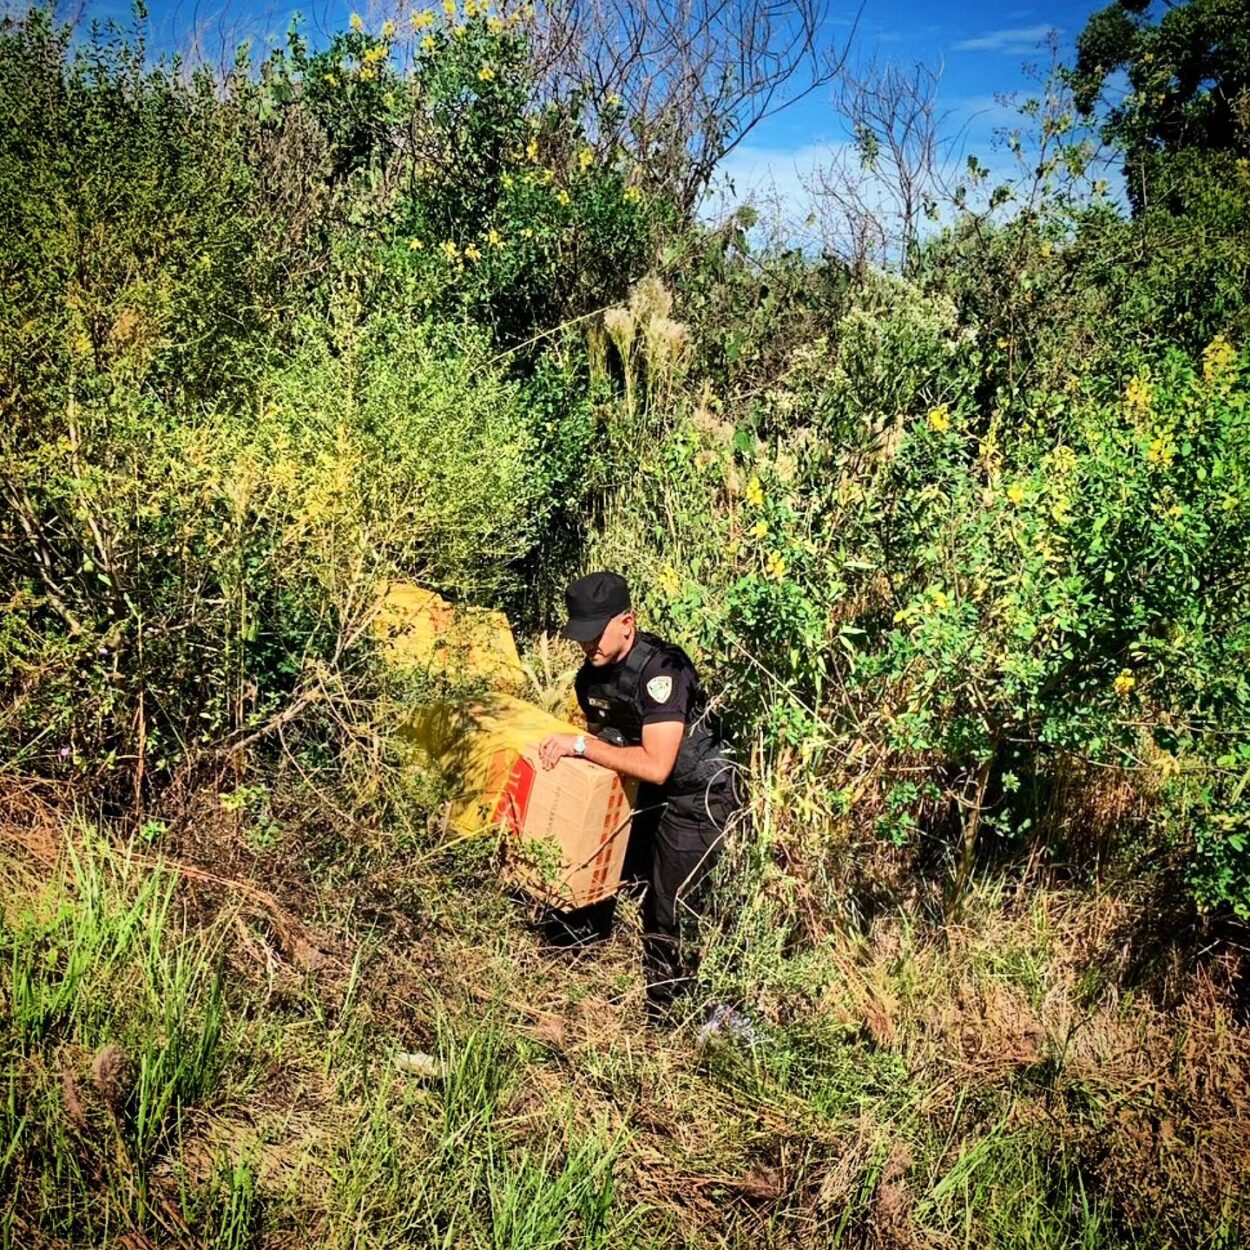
806;58;956;273
530;0;853;211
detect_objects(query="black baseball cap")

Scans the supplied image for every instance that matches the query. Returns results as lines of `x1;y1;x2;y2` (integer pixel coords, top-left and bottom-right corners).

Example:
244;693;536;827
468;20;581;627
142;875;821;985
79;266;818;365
561;571;632;642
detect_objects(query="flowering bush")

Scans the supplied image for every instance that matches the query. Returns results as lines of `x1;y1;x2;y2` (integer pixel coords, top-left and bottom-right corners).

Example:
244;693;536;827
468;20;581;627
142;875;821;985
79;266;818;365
265;0;668;344
597;265;1250;915
0;4;675;796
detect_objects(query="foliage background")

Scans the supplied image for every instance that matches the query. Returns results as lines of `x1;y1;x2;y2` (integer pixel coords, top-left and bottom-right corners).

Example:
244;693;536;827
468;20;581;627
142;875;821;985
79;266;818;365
1;0;1249;1244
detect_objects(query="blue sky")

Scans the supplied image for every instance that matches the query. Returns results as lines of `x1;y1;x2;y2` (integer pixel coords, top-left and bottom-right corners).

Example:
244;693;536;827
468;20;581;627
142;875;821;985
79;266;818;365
66;0;1106;133
713;0;1112;232
54;0;1111;229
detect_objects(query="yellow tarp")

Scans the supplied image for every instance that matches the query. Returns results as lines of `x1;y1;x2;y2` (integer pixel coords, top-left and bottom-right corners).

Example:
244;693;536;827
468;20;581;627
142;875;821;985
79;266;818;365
374;583;525;692
386;593;635;905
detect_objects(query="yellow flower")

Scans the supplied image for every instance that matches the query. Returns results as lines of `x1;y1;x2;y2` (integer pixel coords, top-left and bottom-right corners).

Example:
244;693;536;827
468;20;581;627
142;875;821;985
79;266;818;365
442;0;456;14
606;92;621;107
765;551;787;581
526;136;539;162
1203;333;1237;384
487;15;504;31
501;172;514;188
412;8;435;28
927;404;951;432
1146;436;1175;468
750;519;769;540
659;565;680;597
1006;483;1026;504
1113;669;1136;698
359;64;376;79
478;64;495;81
578;146;594;170
350;11;364;30
409;238;424;250
1124;371;1152;416
363;43;387;62
1049;445;1076;475
453;24;468;37
463;242;482;261
623;185;641;203
381;18;396;37
555;188;570;206
931;588;950;611
324;72;338;85
521;226;534;238
421;33;436;50
486;228;502;248
464;0;477;15
440;240;459;260
744;476;765;508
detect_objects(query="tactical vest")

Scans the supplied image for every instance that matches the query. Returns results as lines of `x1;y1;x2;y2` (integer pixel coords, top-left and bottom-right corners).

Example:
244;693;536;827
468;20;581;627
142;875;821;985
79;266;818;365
581;631;724;795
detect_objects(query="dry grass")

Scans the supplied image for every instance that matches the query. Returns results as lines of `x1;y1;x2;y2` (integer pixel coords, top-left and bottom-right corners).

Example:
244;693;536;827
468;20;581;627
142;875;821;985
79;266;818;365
2;777;1248;1249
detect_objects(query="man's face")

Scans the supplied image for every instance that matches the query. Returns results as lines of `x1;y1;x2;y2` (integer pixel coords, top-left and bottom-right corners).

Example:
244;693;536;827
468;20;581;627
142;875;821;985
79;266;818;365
579;611;634;666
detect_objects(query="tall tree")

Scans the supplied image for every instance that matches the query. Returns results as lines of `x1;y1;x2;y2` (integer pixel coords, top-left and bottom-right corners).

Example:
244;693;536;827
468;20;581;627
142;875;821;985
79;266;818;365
1073;0;1250;210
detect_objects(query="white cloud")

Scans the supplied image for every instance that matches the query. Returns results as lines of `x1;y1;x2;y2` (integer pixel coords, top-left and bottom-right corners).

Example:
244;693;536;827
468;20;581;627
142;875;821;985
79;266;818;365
703;126;1061;258
702;140;866;252
951;24;1057;54
707;141;842;215
948;93;1032;143
705;139;951;258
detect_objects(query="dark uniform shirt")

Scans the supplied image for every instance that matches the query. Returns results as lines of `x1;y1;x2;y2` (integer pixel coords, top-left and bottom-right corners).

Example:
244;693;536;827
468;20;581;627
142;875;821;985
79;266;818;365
574;646;697;734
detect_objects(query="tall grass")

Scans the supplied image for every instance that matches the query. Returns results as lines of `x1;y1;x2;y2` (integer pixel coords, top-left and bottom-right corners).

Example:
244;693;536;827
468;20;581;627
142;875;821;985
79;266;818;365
318;1013;648;1250
1;828;663;1247
0;835;238;1242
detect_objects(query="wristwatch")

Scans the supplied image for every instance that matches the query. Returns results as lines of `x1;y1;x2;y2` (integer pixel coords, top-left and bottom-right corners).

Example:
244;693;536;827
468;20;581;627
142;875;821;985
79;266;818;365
572;734;587;757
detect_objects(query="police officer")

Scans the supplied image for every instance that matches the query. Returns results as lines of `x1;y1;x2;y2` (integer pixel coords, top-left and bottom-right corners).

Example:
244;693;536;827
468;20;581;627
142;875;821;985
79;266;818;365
538;570;739;1021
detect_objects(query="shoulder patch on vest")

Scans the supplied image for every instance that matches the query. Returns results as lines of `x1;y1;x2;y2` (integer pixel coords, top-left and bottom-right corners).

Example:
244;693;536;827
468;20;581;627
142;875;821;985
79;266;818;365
646;674;673;703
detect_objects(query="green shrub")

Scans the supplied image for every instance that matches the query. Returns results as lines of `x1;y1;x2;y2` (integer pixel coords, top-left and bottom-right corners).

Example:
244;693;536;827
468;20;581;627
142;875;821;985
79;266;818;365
2;312;564;785
592;270;1250;915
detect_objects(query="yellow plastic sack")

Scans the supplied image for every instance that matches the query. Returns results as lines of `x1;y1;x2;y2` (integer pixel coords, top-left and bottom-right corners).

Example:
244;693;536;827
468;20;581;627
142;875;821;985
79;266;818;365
400;693;580;834
374;583;525;692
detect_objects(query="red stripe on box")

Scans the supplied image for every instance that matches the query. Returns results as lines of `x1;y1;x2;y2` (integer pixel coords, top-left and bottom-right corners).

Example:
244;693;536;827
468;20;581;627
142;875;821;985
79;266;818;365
588;780;625;900
493;756;535;836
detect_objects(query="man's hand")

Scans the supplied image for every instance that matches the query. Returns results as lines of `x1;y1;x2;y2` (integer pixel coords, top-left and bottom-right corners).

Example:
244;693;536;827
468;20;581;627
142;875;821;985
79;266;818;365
539;733;579;770
538;722;682;786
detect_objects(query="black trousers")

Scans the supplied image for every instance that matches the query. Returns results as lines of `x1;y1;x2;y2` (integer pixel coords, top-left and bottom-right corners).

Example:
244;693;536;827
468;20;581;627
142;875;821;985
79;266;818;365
545;780;738;1013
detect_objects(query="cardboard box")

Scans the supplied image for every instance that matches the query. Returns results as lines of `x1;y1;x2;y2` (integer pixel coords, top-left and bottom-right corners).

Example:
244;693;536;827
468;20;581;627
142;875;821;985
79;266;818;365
496;747;635;910
400;693;635;909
